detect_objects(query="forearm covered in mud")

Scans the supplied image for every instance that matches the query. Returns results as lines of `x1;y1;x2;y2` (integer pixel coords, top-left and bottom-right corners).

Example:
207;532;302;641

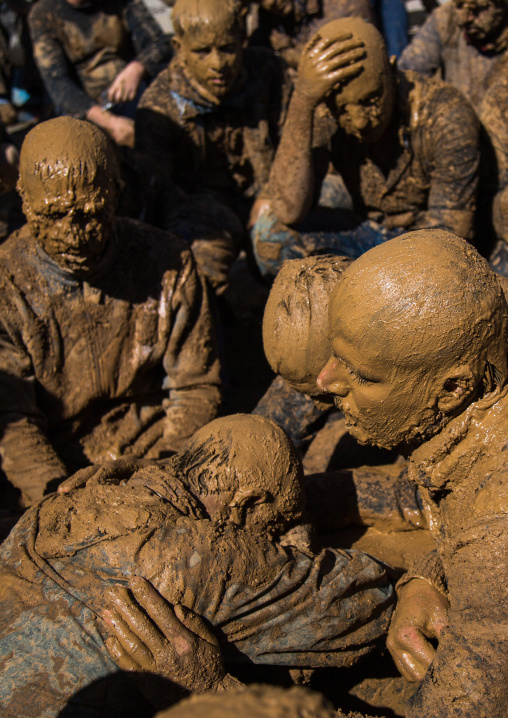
305;466;427;533
158;256;221;454
266;89;318;226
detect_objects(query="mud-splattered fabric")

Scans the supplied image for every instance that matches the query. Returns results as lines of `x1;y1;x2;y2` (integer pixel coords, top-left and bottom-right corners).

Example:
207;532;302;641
0;219;221;504
0;462;395;717
135;47;292;224
401;386;508;717
28;0;172;118
251;0;374;69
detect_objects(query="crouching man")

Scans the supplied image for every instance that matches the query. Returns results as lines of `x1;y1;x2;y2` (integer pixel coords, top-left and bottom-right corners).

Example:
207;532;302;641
0;415;394;718
0;117;221;505
318;230;508;717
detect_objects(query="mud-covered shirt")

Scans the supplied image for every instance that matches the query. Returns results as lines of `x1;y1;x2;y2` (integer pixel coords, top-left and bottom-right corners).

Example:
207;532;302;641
135;47;292;220
0;219;221;503
29;0;172;118
315;69;479;240
401;387;508;717
0;461;394;718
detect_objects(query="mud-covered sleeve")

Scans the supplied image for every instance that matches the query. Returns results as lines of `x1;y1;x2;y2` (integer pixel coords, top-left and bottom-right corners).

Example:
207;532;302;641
28;2;95;118
413;85;479;240
125;0;172;77
398;10;443;76
0;281;68;502
406;508;508;716
305;465;427;533
157;250;221;454
252;375;332;449
146;522;395;668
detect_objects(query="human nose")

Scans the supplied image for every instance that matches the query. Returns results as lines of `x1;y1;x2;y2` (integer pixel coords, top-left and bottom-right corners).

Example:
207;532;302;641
346;104;369;130
317;357;349;395
209;48;226;72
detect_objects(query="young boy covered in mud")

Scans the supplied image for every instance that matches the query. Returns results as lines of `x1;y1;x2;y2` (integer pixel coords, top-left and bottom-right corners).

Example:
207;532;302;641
251;17;480;278
0;116;221;506
398;0;508;273
28;0;172;147
135;0;292;240
0;414;395;718
318;230;508;717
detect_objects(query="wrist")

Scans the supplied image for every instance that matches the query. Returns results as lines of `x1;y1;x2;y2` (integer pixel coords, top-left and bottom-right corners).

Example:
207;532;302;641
292;85;321;112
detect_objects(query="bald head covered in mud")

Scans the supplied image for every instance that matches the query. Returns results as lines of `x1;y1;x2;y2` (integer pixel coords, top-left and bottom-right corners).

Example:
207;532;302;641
18;117;120;274
319;230;508;450
172;414;306;536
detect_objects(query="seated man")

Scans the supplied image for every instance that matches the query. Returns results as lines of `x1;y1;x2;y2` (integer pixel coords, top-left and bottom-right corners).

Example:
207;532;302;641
318;229;508;717
0;414;394;718
0;117;221;505
250;0;374;69
28;0;172;147
398;0;508;273
251;17;480;278
135;0;292;237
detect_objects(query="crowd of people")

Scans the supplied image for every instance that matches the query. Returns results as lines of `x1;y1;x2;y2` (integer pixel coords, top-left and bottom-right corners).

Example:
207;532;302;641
0;0;507;717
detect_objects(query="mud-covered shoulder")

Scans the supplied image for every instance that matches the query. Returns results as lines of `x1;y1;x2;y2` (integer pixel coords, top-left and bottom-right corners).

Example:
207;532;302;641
137;64;174;113
115;216;193;273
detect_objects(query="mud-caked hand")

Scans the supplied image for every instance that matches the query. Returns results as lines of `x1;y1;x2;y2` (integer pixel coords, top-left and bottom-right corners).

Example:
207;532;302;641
296;32;365;107
103;576;225;693
108;60;145;104
387;578;449;682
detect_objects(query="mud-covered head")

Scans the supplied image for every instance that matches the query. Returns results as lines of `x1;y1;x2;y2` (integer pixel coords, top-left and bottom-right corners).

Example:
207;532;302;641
175;414;305;537
19;117;120;274
320;17;394;142
263;255;351;396
157;684;338;718
172;0;245;104
318;230;508;451
454;0;508;46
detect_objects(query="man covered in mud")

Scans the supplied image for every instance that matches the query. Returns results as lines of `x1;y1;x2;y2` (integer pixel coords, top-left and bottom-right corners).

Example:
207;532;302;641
398;0;508;272
0;117;221;506
318;230;508;717
250;0;374;70
251;17;480;278
135;0;292;239
0;414;394;718
28;0;172;147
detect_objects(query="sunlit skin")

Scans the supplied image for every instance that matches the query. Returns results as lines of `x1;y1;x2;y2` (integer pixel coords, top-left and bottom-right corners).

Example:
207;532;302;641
454;0;507;43
260;0;294;17
24;174;116;273
172;25;243;104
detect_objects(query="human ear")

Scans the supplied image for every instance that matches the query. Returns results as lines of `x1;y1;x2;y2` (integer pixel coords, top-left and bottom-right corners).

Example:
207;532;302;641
437;367;476;413
171;36;182;53
228;488;270;526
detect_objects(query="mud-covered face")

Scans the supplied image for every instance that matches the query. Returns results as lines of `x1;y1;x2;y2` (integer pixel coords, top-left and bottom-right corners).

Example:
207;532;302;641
25;174;115;273
260;0;294;16
454;0;506;43
317;293;444;450
174;25;243;103
328;67;394;142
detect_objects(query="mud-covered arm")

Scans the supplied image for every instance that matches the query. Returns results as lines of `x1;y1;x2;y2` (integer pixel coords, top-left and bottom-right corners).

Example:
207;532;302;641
0;322;67;504
155;252;221;455
305;465;427;533
125;0;172;78
252;376;333;449
264;32;365;226
413;85;479;240
28;3;95;118
405;513;508;717
398;10;443;76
